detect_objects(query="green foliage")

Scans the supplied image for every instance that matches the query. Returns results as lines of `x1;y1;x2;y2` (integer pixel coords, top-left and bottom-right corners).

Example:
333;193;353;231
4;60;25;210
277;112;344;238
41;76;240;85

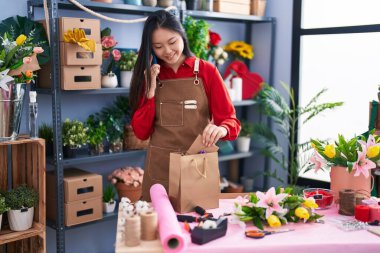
253;82;343;186
5;185;38;210
117;50;137;71
103;184;116;203
239;120;254;137
101;27;111;38
0;16;50;68
38;123;53;144
86;114;107;146
183;16;210;60
0;196;9;214
62;119;89;148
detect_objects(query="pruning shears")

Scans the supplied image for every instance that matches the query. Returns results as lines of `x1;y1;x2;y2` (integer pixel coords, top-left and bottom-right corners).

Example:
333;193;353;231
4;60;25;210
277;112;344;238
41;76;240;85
245;228;294;239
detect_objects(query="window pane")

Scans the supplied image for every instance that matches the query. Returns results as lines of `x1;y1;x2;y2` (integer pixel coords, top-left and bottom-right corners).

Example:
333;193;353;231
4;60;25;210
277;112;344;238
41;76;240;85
298;33;380;181
302;0;380;28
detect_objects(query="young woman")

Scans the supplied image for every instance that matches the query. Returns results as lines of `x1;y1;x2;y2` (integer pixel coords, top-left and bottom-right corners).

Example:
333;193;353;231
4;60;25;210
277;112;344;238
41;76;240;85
130;10;240;201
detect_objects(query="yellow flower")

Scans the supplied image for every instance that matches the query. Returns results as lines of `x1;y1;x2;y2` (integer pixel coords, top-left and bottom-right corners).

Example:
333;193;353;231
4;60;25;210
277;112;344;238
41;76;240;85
64;28;96;52
311;143;316;149
267;215;281;227
303;199;318;209
295;207;310;220
367;146;380;158
323;144;336;158
224;41;254;60
16;34;27;45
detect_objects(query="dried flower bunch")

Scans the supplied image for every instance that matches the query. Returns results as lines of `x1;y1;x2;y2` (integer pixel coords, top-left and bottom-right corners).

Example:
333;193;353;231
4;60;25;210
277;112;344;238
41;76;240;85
108;167;144;187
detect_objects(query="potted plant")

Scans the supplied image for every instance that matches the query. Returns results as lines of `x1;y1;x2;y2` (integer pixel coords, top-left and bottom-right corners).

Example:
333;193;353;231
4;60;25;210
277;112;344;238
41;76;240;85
86;114;107;155
236;120;253;152
62;118;89;158
183;16;210;60
103;184;116;213
101;27;121;88
5;185;39;231
117;50;137;89
0;194;9;231
108;166;144;202
38;123;53;156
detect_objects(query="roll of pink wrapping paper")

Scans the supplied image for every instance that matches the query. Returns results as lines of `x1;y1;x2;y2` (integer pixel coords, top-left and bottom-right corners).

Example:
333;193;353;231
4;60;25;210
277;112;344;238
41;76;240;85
150;184;186;253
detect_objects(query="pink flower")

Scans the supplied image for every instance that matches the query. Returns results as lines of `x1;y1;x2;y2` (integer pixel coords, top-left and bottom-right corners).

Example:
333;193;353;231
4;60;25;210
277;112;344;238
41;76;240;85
112;49;121;61
33;47;44;54
102;50;110;59
255;187;288;219
101;36;117;49
23;57;32;64
353;150;376;178
108;166;144;187
309;151;326;172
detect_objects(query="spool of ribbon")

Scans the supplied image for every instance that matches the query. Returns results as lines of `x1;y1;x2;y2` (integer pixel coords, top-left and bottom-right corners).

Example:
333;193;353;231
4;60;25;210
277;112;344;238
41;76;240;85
354;205;370;222
339;189;355;216
150;184;186;253
369;204;380;222
125;215;141;247
141;211;158;241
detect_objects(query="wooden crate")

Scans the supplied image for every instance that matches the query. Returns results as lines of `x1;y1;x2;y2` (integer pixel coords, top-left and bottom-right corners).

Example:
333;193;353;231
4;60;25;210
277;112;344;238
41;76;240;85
0;138;46;253
213;0;251;15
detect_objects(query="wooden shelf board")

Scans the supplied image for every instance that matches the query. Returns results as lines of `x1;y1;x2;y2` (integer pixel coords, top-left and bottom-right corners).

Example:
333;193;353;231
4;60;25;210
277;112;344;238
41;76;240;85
0;222;45;245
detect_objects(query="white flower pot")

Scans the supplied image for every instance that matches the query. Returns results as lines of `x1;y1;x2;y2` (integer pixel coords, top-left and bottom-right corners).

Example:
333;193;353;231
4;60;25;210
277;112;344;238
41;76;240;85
236;137;251;153
103;201;116;213
8;207;34;231
101;72;118;88
0;213;2;231
120;71;133;89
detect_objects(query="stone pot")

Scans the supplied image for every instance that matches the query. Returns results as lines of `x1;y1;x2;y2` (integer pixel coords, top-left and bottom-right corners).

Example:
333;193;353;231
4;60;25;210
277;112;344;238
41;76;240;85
116;183;142;202
101;72;118;88
103;201;116;213
120;71;133;89
8;207;34;231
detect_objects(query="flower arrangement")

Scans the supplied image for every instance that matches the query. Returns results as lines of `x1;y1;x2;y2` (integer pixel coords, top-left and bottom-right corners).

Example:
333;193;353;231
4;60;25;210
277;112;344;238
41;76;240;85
207;30;228;66
308;133;380;178
62;118;89;149
117;50;138;71
233;187;323;230
108;166;144;187
0;16;49;86
224;41;254;60
101;27;121;74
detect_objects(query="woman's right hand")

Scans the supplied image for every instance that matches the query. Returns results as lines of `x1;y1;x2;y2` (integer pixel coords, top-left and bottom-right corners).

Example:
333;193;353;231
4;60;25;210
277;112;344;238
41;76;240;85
147;64;160;99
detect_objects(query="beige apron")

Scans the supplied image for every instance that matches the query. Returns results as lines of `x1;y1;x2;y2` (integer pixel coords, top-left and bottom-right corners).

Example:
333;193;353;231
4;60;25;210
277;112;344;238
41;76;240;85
142;58;210;201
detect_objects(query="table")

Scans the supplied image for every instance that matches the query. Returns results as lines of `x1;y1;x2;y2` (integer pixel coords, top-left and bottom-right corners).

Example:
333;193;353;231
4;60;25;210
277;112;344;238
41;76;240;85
115;198;380;253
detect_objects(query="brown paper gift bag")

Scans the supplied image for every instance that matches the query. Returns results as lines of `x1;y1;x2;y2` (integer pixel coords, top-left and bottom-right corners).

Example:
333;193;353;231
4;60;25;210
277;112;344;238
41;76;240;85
169;136;220;213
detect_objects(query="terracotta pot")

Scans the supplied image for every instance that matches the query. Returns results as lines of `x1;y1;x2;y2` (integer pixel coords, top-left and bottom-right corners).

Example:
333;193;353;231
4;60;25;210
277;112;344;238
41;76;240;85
330;166;372;203
116;183;142;202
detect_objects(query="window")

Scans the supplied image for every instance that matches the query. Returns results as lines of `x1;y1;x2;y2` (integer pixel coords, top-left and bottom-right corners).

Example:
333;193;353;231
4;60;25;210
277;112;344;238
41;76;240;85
293;0;380;182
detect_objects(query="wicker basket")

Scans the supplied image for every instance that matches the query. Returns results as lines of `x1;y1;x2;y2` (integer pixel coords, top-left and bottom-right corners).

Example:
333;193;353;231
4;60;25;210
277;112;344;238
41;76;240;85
116;183;142;202
123;124;150;150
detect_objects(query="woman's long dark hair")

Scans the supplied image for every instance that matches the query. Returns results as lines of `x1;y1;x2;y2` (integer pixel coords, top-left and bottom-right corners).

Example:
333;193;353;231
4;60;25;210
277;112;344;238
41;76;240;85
129;10;193;115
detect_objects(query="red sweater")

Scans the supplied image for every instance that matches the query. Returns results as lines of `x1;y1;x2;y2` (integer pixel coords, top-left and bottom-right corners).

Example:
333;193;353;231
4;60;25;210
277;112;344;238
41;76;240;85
131;56;240;140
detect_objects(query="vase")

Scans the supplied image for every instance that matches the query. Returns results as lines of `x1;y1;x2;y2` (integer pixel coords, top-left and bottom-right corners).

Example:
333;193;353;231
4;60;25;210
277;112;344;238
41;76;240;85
103;201;116;213
8;207;34;231
89;143;104;156
109;138;123;153
120;71;133;89
330;166;372;203
236;137;251;152
101;72;118;88
0;81;26;142
115;183;142;202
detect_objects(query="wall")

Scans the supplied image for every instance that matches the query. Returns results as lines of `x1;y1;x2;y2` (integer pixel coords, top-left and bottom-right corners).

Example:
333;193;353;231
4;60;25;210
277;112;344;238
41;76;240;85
0;0;293;252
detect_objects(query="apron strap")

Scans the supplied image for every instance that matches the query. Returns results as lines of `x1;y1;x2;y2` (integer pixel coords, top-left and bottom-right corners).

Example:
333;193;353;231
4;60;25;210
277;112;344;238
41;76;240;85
193;58;200;85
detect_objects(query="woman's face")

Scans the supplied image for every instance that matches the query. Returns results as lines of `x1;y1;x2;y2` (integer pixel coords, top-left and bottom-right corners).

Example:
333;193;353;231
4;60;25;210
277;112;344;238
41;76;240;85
151;28;184;65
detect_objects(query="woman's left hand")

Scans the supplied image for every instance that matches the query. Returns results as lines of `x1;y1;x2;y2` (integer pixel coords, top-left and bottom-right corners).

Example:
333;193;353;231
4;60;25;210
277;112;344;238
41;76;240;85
202;123;228;147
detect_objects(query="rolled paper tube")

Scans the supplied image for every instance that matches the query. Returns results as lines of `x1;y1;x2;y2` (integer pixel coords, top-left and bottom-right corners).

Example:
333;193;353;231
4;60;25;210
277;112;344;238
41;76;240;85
232;77;242;102
125;215;141;247
141;211;158;241
150;184;186;253
354;205;370;222
369;204;380;222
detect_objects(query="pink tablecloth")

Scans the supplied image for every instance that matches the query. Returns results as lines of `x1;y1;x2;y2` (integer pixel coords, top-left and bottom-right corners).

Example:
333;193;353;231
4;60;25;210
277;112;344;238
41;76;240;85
183;199;380;253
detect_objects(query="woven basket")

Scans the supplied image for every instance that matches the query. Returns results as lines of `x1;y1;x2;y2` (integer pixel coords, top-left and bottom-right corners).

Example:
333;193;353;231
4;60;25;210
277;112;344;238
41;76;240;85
123;124;150;150
116;183;142;202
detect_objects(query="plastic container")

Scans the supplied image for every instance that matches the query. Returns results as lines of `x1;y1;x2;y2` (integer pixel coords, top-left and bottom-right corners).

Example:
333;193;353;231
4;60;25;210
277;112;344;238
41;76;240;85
303;188;333;209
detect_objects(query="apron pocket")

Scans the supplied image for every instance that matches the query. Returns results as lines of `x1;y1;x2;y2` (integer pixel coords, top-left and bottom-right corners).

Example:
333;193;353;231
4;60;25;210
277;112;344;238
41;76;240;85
147;145;180;182
160;100;184;126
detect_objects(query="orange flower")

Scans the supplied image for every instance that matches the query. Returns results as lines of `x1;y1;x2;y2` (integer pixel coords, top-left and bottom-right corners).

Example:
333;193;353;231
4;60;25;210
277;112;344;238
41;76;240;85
25;70;33;78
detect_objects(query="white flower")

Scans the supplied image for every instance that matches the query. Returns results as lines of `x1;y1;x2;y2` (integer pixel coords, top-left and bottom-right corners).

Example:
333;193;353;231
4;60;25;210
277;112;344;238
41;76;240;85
222;52;228;59
217;59;225;65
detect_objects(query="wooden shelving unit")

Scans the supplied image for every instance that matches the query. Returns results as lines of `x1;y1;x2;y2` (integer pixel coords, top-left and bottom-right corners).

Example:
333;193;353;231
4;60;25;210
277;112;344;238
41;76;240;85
0;138;46;253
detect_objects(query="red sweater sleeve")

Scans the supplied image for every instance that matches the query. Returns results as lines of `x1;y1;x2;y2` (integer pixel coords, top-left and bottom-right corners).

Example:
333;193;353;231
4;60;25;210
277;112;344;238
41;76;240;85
131;97;155;140
206;63;241;140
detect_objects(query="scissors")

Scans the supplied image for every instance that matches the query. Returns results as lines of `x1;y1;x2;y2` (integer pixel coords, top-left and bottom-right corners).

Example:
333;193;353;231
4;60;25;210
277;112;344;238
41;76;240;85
245;228;294;239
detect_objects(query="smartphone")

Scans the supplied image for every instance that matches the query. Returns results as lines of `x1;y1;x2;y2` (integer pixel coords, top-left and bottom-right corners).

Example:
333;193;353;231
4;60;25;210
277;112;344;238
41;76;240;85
152;52;158;65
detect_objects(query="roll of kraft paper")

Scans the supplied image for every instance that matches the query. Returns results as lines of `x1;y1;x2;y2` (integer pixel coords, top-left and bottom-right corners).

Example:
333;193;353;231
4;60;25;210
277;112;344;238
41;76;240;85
150;184;186;253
